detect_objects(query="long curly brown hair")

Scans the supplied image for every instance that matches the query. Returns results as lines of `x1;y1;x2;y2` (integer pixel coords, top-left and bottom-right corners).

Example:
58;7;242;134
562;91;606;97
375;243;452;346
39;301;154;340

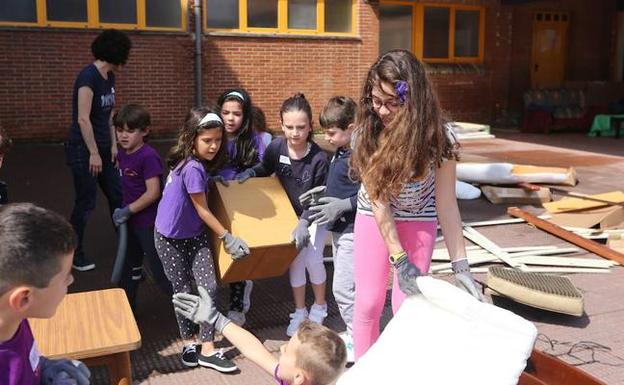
350;50;459;202
167;107;227;173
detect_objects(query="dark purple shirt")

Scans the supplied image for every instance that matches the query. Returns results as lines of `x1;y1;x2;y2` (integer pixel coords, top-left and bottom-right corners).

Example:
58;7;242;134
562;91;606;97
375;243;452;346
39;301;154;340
155;157;209;239
217;132;266;180
252;137;328;220
0;320;42;385
117;144;163;228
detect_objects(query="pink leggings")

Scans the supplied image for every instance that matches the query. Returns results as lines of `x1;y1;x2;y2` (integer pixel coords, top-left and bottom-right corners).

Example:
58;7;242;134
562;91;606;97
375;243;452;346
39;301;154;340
353;213;437;360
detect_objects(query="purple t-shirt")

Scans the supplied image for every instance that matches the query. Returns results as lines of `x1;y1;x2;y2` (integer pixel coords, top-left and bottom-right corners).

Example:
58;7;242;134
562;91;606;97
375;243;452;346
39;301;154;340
0;320;42;385
117;144;163;228
274;364;289;385
217;132;267;180
155;157;209;239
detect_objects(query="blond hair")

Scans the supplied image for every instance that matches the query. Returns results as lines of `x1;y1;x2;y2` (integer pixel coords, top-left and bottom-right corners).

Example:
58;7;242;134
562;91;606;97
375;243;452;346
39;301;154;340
295;321;347;385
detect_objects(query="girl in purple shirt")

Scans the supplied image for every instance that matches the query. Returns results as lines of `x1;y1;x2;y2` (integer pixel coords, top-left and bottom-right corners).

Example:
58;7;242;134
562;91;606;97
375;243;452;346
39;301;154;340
215;89;266;326
154;107;250;372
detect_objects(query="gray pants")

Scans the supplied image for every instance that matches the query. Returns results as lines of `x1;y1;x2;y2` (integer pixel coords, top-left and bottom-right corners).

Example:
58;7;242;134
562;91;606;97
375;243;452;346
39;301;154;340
332;231;355;334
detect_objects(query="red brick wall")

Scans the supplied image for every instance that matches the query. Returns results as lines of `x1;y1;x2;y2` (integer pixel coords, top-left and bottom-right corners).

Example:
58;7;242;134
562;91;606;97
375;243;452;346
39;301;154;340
0;0;614;141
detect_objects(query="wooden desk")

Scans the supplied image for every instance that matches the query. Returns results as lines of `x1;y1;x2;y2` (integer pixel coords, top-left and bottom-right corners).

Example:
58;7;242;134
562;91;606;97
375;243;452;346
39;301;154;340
30;289;141;385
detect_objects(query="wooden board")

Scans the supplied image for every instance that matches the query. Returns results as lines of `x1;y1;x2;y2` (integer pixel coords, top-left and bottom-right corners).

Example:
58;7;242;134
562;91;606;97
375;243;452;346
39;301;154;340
209;176;299;282
543;191;624;214
482;185;551;205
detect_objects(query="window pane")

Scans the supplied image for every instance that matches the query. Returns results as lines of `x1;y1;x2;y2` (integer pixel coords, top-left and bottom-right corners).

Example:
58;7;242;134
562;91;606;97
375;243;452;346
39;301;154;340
423;7;449;58
325;0;351;33
46;0;87;22
289;0;316;30
99;0;136;24
0;0;37;22
146;0;182;28
455;10;480;57
248;0;277;28
379;4;412;55
207;0;239;29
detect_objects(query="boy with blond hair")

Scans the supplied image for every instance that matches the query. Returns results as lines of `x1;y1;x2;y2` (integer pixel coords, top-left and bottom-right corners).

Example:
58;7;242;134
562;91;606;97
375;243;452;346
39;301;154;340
0;203;90;385
173;287;346;385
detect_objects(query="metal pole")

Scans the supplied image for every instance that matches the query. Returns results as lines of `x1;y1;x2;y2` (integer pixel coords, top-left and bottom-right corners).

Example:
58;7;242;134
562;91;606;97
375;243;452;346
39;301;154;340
194;0;202;107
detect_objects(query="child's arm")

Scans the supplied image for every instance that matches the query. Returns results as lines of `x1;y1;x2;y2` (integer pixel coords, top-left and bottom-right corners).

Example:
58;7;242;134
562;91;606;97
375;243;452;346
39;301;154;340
435;159;482;300
127;176;161;214
173;288;278;375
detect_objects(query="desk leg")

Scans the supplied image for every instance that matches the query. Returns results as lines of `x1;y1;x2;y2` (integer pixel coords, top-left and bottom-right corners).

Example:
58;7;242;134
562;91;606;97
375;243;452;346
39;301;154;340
110;352;132;385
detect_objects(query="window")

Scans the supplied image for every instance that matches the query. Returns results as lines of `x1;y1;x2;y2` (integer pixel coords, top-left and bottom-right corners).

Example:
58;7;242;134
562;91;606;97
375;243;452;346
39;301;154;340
379;2;485;63
0;0;187;31
204;0;356;36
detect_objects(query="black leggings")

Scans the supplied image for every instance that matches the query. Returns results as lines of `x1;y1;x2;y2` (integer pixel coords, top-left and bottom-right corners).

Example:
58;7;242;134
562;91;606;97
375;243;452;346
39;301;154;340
155;231;217;342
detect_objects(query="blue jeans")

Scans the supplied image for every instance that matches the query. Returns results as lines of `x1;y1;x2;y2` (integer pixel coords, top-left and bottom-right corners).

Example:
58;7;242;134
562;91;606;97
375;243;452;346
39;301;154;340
65;141;121;260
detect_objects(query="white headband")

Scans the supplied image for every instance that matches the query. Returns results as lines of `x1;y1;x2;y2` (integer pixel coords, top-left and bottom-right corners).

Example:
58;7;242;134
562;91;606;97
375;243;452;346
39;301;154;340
198;112;223;127
226;91;245;101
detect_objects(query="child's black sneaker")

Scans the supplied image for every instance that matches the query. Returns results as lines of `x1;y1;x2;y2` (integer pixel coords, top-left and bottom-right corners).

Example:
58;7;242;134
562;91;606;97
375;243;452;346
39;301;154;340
181;343;199;367
72;255;95;272
198;349;238;373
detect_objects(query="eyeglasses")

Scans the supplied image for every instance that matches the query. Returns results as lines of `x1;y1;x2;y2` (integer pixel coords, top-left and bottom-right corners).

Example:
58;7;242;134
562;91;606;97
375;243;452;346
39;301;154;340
368;96;401;111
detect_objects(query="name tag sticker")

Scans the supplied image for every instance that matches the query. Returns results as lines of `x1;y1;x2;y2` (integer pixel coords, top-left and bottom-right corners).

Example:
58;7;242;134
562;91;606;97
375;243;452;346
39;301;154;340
29;342;41;372
279;155;291;165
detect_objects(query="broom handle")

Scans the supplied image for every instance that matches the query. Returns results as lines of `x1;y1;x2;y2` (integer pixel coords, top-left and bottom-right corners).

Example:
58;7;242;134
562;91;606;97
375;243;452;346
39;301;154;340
507;207;624;266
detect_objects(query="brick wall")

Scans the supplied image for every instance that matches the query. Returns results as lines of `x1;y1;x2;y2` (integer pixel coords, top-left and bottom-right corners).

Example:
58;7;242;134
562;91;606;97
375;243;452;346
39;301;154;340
0;0;615;141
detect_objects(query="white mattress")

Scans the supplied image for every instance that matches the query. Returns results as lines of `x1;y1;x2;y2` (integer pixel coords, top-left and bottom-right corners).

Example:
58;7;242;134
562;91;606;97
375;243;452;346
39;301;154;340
337;276;537;385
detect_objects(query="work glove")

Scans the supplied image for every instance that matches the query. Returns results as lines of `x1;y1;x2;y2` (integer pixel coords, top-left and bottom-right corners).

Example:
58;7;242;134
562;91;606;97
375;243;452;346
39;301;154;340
173;286;231;333
393;252;423;296
220;230;250;260
298;186;326;208
112;206;132;226
290;219;311;251
211;175;229;187
452;259;483;301
235;168;256;184
40;357;91;385
308;197;352;226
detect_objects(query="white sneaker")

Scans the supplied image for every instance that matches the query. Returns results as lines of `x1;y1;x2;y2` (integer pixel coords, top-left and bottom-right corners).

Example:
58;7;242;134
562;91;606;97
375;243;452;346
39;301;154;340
340;332;355;363
242;280;253;313
227;310;246;326
308;303;328;325
286;308;308;337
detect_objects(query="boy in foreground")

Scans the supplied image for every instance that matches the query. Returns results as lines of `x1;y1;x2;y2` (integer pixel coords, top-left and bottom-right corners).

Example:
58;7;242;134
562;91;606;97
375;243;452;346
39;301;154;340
173;287;346;385
0;203;90;385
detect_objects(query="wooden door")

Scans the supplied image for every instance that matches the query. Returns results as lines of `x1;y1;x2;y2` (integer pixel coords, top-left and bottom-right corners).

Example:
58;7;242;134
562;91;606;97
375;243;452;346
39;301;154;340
531;11;569;88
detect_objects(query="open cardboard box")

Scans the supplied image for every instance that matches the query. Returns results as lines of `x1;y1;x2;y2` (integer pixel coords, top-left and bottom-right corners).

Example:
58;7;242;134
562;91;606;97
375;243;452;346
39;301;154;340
550;206;624;230
208;176;299;283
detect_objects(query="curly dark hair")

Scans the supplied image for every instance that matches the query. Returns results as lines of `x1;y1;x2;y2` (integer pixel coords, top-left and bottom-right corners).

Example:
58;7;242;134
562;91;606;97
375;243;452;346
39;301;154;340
91;29;132;65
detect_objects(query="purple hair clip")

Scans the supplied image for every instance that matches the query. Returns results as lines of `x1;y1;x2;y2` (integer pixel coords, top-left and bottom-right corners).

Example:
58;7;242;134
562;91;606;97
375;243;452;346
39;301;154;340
395;81;408;104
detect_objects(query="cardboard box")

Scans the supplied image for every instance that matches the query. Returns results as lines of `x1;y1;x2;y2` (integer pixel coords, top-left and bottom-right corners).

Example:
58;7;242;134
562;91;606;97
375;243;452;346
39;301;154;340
550;206;624;230
208;176;299;283
543;191;624;214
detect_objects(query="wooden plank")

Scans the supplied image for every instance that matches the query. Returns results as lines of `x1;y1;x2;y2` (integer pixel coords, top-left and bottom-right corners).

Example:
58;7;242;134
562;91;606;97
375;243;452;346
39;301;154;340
507;207;624;266
462;226;527;270
434;266;611;274
482;185;552;205
542;191;624;213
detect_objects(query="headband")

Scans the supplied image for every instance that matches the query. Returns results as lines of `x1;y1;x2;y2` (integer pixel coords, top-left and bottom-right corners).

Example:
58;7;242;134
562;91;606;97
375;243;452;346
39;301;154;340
225;91;245;101
198;112;223;127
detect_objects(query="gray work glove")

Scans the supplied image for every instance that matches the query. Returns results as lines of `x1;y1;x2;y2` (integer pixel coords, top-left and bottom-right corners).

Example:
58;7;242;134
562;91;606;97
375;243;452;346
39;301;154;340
452;259;483;301
220;231;250;260
112;206;131;226
40;357;91;385
394;252;422;296
308;197;352;226
290;219;311;251
235;168;256;183
298;186;326;208
211;175;229;187
172;286;231;333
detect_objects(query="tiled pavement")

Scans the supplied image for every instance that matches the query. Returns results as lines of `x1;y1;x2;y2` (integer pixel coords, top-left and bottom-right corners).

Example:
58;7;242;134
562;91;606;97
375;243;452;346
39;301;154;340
2;130;623;384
